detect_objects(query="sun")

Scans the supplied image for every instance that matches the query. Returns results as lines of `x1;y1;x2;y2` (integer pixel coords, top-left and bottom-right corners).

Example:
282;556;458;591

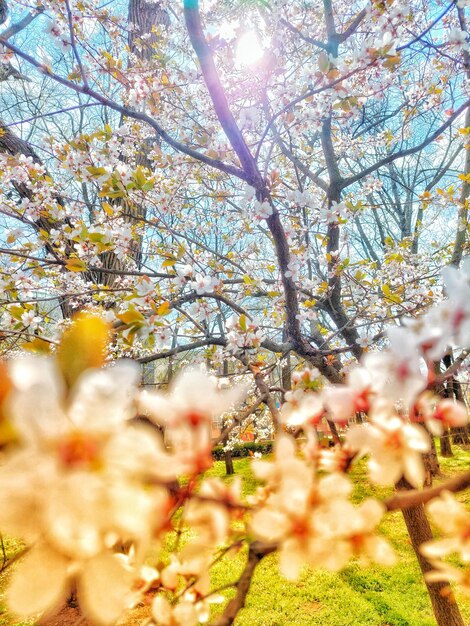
235;31;265;67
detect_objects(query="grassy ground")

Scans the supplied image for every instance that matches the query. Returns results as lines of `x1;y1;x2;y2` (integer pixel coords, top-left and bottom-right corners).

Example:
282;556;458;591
1;446;469;626
206;446;470;626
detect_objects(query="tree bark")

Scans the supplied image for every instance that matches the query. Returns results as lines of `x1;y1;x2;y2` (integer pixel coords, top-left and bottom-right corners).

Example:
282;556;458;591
439;428;453;457
0;119;78;319
452;426;470;445
96;0;170;285
397;479;465;626
224;448;234;476
447;357;470;445
423;430;440;480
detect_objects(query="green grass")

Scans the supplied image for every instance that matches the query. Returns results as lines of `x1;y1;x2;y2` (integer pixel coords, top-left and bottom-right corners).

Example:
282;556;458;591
0;537;30;626
206;448;470;626
1;447;470;626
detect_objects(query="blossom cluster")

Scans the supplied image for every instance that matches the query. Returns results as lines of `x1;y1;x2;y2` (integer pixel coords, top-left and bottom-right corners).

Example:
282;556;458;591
0;263;469;626
225;315;265;353
0;324;249;625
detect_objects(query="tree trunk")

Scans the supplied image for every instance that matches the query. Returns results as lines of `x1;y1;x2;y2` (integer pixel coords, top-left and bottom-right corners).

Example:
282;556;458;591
449;373;470;444
424;431;440;479
281;353;292;400
224;449;234;476
0;119;79;319
397;479;465;626
452;426;470;445
439;429;453;457
97;0;170;285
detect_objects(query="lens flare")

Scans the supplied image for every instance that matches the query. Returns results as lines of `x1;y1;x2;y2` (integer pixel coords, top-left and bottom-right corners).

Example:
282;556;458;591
236;31;264;66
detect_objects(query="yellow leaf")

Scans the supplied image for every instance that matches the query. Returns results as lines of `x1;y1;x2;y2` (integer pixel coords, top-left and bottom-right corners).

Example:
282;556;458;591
56;313;111;388
22;337;52;354
157;301;171;316
65;257;87;273
382;283;402;304
117;309;145;325
86;166;108;177
132;167;147;188
102;202;114;216
383;54;401;70
9;305;25;321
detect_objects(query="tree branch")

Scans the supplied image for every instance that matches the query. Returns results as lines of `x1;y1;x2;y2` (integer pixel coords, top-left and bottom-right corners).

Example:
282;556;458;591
183;0;262;186
0;37;250;182
339;8;366;42
210;542;274;626
385;470;470;511
280;18;328;50
342;100;470;189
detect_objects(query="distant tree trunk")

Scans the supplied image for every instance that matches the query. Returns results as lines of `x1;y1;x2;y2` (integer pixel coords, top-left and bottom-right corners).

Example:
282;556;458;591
452;426;470;445
222;359;234;475
397;479;465;626
281;354;292;400
224;448;234;476
440;428;453;457
0;118;78;319
222;430;234;476
97;0;170;284
447;357;470;445
167;355;173;385
435;356;452;456
424;431;440;479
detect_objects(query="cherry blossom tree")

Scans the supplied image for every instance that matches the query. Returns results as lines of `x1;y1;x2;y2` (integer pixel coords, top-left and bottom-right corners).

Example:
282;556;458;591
0;0;470;624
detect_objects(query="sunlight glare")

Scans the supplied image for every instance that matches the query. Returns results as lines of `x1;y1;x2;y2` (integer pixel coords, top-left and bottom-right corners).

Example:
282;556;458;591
236;31;265;67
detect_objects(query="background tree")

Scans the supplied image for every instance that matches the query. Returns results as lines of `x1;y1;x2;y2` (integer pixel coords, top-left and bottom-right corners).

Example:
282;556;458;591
1;1;470;623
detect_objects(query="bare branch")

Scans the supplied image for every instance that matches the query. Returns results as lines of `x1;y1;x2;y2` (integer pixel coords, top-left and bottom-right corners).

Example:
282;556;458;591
210;542;275;626
0;6;43;40
280;18;328;50
342;100;470;189
386;470;470;511
338;8;367;42
183;0;262;187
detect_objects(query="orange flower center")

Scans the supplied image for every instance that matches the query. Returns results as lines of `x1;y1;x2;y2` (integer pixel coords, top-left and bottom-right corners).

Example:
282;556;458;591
385;430;403;451
186;411;206;427
290;516;310;539
56;431;102;469
354;389;371;413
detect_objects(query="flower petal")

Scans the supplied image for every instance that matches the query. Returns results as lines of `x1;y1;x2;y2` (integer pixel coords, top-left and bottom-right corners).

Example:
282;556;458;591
70;360;140;430
7;542;69;619
78;552;134;625
279;540;303;580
